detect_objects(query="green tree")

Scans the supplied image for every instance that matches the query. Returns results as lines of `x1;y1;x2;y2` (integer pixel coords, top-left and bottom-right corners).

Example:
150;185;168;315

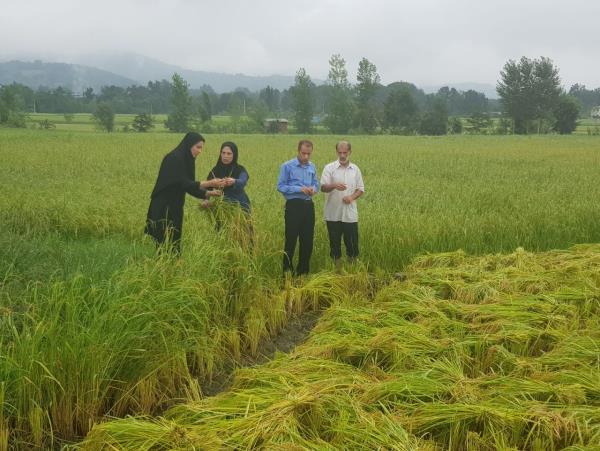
228;92;245;119
553;94;580;134
131;113;154;132
259;86;281;113
0;96;12;122
93;102;115;132
248;99;269;131
354;58;380;134
324;54;354;134
83;87;95;102
226;92;246;132
165;73;192;132
201;91;212;121
194;94;211;124
569;84;600;116
497;56;562;134
383;87;419;134
0;84;27;126
196;104;210;124
462;90;488;115
291;68;314;133
419;99;448;135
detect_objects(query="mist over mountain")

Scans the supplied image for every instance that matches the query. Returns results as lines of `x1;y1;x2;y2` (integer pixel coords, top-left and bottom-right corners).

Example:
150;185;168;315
0;54;318;93
71;53;310;92
0;60;137;93
1;54;498;98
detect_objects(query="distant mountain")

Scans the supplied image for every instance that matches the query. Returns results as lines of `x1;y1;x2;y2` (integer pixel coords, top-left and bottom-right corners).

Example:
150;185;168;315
73;53;307;92
0;60;137;93
1;55;497;99
422;82;498;99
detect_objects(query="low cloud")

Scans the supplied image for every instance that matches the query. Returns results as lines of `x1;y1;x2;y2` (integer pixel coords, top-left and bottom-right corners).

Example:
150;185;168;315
1;0;599;87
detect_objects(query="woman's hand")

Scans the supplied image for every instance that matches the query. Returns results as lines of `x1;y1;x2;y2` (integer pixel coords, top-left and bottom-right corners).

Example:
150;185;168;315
212;178;227;188
202;178;226;189
224;177;236;187
207;190;223;198
199;200;211;209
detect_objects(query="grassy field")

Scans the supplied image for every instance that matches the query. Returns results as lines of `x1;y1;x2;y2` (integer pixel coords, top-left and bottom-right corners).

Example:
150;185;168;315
576;118;600;135
26;113;237;133
25;112;600;135
0;129;599;448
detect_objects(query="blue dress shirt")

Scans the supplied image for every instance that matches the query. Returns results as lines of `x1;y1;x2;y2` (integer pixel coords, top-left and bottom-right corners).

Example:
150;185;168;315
277;158;319;201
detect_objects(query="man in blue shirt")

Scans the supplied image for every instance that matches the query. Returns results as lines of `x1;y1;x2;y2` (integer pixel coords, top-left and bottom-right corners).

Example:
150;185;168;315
277;139;319;275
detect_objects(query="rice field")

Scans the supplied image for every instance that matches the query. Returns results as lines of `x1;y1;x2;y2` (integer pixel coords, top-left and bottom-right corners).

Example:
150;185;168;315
0;129;599;449
26;113;234;133
81;245;600;450
24;113;600;135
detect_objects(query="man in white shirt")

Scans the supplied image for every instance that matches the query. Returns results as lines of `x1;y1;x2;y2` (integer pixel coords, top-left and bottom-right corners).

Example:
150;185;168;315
320;141;365;271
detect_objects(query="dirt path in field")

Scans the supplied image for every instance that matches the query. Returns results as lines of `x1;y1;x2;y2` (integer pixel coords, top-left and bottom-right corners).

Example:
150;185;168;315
200;309;322;397
199;272;394;397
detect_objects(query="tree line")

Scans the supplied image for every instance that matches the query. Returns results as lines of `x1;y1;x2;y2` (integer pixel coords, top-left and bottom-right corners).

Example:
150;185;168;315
288;55;585;135
0;55;595;134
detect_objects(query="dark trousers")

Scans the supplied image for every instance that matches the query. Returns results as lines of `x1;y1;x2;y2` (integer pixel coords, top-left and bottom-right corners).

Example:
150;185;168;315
326;221;359;259
146;219;182;255
283;199;315;275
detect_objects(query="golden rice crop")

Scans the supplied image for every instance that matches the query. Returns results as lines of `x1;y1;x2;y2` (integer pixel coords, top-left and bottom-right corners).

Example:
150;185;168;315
80;245;599;450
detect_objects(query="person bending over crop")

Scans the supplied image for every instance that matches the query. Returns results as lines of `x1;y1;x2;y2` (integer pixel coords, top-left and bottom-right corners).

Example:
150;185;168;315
145;132;223;254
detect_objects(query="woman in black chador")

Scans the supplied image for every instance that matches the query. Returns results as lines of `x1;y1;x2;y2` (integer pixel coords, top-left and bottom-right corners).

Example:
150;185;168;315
145;132;222;253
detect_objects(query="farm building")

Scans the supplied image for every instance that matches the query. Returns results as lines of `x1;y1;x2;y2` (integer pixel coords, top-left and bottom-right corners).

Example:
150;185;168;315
591;106;600;119
264;118;289;133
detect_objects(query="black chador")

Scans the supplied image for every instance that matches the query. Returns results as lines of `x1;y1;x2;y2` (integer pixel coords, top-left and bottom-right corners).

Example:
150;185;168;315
145;132;207;252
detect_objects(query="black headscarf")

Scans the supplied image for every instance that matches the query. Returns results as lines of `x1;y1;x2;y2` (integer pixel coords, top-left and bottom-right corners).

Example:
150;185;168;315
208;141;246;180
151;132;204;198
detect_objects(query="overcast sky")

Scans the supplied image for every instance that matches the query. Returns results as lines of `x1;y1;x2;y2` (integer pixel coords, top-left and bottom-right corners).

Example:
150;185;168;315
2;0;599;88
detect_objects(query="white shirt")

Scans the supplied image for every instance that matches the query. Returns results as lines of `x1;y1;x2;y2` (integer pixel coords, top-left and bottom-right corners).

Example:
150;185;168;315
321;161;365;223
